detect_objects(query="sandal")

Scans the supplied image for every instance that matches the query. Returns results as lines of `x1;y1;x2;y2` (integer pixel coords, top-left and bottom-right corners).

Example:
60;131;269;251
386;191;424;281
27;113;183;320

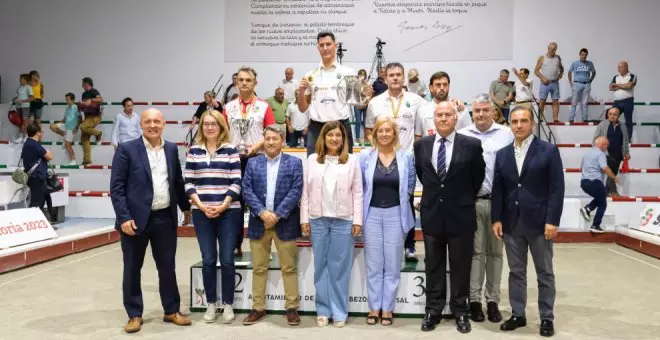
381;315;393;326
366;315;379;325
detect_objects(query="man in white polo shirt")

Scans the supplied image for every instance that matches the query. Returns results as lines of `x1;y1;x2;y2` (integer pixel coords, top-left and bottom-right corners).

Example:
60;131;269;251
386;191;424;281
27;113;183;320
417;71;471;138
365;62;425;261
281;67;298;103
457;94;514;325
609;61;637;139
298;31;369;155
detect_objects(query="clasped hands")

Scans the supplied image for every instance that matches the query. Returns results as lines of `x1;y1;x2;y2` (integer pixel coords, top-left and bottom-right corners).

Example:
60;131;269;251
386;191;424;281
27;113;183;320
199;202;230;219
260;210;279;229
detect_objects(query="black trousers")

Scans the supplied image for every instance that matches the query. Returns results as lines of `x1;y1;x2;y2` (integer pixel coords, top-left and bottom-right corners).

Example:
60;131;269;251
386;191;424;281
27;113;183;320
306;118;354;156
404;194;416;250
423;232;474;316
606;154;623;194
27;176;53;216
121;209;180;318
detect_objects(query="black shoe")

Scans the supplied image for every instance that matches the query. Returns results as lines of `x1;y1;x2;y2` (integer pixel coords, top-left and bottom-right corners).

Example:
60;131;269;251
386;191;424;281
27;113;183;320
500;316;527;331
540;320;555;337
421;313;440;332
456;315;471;334
486;302;502;323
469;302;485;322
589;225;605;234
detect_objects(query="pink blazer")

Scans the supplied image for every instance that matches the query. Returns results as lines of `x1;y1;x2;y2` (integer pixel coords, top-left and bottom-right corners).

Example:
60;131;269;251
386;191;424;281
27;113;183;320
300;153;363;226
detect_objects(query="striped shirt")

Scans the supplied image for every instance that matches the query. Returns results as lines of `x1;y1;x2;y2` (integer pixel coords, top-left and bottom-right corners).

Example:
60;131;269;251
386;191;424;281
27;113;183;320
184;143;242;210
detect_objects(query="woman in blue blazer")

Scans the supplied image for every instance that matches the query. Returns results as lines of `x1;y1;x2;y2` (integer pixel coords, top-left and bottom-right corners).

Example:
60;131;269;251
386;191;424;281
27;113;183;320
359;116;416;326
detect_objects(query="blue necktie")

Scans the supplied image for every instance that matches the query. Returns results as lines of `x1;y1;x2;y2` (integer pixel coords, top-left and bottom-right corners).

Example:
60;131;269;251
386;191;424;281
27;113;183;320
437;137;447;180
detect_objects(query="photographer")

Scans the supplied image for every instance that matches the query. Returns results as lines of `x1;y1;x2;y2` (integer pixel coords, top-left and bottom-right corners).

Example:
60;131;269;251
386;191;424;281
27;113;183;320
21;123;56;222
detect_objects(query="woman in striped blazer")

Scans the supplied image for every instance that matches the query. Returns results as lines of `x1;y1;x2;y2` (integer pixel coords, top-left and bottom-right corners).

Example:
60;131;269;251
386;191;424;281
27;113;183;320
184;110;242;324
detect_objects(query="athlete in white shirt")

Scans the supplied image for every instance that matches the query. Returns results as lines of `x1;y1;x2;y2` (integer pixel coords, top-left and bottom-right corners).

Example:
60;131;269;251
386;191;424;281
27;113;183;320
417;71;470;138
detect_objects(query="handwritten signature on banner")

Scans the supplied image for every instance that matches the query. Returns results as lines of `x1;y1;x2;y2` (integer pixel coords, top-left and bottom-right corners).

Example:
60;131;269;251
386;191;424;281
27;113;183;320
398;21;463;52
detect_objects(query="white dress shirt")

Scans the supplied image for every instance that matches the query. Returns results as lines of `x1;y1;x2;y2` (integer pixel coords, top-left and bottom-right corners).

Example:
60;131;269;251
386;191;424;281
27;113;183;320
143;137;170;210
514;134;535;176
281;79;298;103
458;122;514;195
432;131;455;173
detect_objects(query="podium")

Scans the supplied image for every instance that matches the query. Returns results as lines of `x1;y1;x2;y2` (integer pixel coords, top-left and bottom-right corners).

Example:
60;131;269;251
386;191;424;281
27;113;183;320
190;242;452;317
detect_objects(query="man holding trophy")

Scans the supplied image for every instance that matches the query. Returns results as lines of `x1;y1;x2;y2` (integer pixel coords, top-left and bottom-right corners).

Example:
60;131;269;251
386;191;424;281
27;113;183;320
223;66;275;256
298;31;371;155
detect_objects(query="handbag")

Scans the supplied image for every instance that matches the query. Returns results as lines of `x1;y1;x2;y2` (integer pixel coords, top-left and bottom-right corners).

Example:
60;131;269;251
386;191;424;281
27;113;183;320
11;158;42;186
46;169;63;193
8;103;23;127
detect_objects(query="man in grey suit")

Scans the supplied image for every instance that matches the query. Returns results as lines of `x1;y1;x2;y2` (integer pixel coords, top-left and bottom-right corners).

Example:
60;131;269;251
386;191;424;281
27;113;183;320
491;106;564;337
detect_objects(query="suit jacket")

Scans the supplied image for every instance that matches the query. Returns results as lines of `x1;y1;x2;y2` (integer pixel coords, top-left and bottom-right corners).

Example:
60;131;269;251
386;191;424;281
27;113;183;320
110;137;190;234
242;153;303;241
491;136;565;235
413;133;485;236
359;148;416;234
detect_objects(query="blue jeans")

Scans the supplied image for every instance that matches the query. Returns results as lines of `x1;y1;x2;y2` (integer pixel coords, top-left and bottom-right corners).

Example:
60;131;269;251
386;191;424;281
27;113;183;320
310;217;355;321
353;107;365;141
570;82;591;121
193;209;240;304
364;206;405;311
614;97;635;140
580;179;607;227
539;81;560;101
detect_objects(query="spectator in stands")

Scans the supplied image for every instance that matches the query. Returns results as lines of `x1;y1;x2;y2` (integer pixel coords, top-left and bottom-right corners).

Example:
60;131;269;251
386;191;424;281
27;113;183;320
489;70;514;123
15;73;34;141
29;70;45;126
579;136;620;233
185;109;241;324
610;61;637;139
222;73;239;105
593;106;629;197
112;97;142;150
79;77;104;165
301;121;362;328
285;91;309;148
49;93;80;165
241;124;303;326
372;67;388;96
281;67;298;103
353;69;369;145
21;123;56;222
359;116;415;326
512;68;534;114
407;68;428;98
568;48;596;122
266;87;289;138
190;91;222;143
535;42;564;123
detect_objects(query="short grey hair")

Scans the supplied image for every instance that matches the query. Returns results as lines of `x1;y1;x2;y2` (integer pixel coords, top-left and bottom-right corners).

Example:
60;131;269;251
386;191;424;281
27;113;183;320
263;124;285;140
471;93;496;110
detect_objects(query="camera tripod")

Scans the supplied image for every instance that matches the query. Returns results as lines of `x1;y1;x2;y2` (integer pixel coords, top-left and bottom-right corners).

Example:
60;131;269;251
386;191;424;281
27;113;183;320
368;38;387;81
337;42;347;64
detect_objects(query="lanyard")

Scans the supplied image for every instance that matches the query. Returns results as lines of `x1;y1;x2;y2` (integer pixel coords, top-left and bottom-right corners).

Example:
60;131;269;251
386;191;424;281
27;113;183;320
389;93;404;118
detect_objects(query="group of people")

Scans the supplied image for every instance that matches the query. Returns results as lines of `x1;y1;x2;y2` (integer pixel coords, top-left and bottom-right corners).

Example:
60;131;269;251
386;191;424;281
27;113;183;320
107;31;575;339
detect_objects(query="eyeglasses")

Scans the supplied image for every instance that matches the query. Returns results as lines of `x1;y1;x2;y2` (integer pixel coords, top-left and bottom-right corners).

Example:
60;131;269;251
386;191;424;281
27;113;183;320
203;122;219;128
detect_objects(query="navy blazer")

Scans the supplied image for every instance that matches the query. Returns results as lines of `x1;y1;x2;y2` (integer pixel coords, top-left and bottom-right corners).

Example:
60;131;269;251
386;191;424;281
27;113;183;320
491;137;565;235
110;138;191;234
242;153;303;241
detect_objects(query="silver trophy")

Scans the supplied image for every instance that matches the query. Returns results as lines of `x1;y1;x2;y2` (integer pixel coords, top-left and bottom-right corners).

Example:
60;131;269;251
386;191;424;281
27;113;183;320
235;118;252;154
337;75;368;106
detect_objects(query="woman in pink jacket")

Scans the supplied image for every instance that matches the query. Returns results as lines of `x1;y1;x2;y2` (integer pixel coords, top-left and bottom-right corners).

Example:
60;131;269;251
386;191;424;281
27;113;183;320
301;121;363;328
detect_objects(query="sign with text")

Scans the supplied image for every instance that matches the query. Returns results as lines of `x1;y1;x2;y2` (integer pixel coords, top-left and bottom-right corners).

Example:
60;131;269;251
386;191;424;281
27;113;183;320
191;247;450;315
0;208;58;249
225;0;513;62
633;204;660;236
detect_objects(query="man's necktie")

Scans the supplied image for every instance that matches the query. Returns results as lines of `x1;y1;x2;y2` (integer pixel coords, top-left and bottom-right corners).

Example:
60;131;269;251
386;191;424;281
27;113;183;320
437;137;447;180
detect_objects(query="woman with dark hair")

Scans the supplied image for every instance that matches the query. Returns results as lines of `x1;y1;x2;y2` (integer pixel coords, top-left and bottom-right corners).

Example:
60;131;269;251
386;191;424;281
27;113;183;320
21;123;56;222
300;121;363;328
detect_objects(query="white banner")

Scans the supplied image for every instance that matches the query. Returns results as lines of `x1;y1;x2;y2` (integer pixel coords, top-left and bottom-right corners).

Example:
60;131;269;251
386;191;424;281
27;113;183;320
0;207;58;249
225;0;513;62
191;247;451;315
633;204;660;236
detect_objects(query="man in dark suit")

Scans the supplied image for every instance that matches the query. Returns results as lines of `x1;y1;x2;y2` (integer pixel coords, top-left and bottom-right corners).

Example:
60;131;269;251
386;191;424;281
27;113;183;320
110;108;192;333
240;124;303;326
414;101;486;334
491;106;564;337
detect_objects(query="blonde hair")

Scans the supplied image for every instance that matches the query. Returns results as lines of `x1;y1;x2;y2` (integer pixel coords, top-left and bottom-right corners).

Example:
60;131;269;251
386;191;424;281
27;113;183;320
195;110;231;147
315;121;349;164
371;116;400;151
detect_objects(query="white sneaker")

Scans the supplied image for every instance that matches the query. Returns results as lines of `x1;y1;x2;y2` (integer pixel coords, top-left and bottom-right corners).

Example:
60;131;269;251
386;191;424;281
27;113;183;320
68;160;77;166
334;320;346;328
580;207;592;222
203;302;218;323
316;316;329;327
221;304;235;323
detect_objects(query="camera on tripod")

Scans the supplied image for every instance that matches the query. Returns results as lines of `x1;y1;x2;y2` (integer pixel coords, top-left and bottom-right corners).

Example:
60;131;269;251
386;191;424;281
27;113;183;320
376;38;386;50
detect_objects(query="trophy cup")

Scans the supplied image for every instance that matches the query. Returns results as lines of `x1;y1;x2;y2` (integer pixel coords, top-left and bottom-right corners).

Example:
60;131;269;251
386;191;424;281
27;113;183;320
236;118;252;154
337;75;369;106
